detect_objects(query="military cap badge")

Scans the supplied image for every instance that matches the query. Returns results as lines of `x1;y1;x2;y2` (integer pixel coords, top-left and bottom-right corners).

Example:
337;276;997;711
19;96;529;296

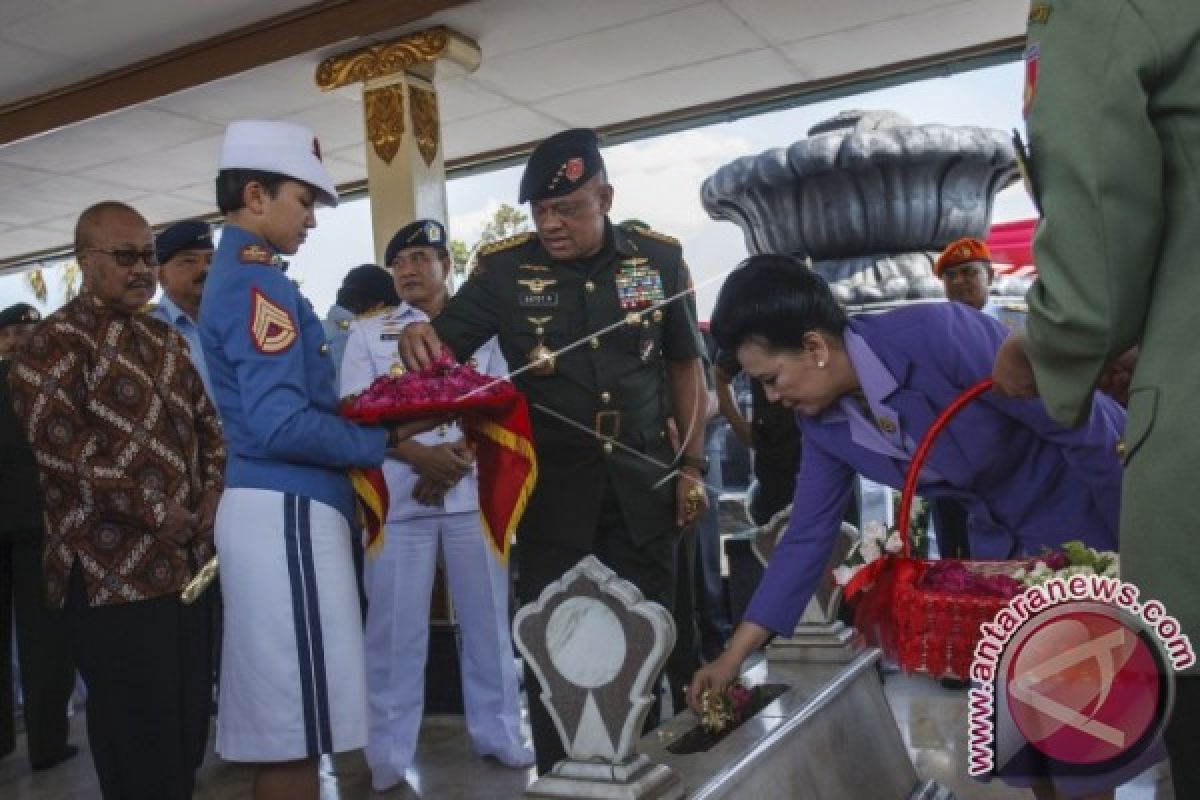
564;157;584;182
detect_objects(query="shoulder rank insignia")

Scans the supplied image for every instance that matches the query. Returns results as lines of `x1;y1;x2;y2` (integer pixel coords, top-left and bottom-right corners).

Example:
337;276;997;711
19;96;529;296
249;288;298;354
240;244;284;269
629;225;680;247
477;232;535;257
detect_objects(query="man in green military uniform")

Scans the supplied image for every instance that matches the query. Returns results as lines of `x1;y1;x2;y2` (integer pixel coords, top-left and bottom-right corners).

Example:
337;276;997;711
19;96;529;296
401;128;709;773
993;2;1200;795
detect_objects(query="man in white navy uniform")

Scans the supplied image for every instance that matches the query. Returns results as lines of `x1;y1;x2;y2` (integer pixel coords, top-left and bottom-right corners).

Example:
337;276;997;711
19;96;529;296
340;219;533;793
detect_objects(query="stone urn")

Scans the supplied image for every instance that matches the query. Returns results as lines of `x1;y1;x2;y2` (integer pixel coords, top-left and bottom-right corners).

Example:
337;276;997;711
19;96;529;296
701;110;1019;305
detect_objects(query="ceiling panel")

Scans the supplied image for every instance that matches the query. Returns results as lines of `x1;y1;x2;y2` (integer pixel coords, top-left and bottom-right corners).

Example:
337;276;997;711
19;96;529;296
471;2;764;104
724;0;960;46
1;0;311;71
428;0;704;59
536;48;803;127
777;0;1023;79
0;41;93;106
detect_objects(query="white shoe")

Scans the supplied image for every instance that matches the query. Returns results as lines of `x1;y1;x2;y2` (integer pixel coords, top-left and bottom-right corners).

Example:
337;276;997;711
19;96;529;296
484;743;535;769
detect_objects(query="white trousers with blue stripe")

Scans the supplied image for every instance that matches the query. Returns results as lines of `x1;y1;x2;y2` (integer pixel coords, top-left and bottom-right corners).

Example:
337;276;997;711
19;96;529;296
214;488;367;761
364;512;527;789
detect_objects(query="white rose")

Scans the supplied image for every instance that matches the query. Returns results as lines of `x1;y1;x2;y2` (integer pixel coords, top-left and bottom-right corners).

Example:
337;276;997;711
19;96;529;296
863;520;888;541
859;537;882;563
885;530;904;554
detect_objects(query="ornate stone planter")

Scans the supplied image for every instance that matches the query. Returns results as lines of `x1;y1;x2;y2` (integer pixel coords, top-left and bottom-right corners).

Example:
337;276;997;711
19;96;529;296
701;110;1019;305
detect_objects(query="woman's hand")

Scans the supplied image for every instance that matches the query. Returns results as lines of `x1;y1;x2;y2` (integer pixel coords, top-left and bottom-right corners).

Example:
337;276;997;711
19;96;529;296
685;622;773;714
686;652;742;714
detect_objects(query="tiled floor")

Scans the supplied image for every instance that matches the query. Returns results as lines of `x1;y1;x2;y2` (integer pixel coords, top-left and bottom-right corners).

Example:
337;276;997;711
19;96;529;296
0;671;1174;799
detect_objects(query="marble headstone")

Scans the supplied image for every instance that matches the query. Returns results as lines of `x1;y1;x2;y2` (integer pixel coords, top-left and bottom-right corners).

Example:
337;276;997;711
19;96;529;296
759;520;864;663
514;555;683;799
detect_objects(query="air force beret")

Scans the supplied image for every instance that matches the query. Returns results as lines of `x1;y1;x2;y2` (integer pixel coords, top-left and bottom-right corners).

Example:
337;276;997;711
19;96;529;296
934;237;992;277
384;219;447;266
518;128;606;204
220;119;338;207
156;219;214;266
0;302;41;330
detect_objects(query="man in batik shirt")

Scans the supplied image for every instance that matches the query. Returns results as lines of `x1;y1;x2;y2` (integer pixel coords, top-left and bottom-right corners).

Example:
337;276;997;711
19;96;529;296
8;201;224;800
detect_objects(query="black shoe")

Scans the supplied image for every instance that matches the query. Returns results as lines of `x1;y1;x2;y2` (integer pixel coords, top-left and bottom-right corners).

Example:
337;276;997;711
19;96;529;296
31;744;79;772
940;677;970;690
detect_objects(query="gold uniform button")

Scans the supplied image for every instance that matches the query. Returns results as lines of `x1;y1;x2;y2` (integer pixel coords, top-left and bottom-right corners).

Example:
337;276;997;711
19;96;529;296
651;309;663;323
319;343;330;356
876;417;896;434
585;281;596;292
600;391;611;404
603;441;614;455
337;319;350;330
1117;440;1127;459
590;337;600;350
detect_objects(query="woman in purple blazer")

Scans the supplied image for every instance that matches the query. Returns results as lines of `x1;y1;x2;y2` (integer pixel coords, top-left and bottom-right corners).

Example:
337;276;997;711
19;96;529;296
688;255;1124;707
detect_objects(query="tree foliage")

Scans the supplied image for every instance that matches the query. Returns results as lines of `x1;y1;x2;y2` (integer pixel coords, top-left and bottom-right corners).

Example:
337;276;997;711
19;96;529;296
449;203;531;276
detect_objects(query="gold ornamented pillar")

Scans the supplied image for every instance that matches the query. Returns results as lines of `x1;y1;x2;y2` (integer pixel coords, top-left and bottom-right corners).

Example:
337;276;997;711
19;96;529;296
316;27;481;262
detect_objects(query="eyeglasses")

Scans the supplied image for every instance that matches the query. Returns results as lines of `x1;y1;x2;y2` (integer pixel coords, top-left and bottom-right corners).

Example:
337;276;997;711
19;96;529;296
85;248;158;267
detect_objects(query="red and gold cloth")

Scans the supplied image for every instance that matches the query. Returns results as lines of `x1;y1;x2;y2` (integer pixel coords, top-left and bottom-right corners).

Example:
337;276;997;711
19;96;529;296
342;357;537;562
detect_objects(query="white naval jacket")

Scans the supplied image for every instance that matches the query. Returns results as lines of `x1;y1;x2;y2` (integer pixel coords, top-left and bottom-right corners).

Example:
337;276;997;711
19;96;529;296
338;303;508;522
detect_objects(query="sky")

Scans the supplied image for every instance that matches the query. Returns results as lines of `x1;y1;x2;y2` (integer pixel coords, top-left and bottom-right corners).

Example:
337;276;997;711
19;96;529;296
0;59;1034;321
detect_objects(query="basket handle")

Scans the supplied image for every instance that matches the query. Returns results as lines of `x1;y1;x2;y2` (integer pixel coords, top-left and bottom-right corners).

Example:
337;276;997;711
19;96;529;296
898;377;993;557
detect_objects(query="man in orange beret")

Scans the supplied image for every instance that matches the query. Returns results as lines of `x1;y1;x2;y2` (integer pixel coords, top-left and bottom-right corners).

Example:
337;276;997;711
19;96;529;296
935;237;997;316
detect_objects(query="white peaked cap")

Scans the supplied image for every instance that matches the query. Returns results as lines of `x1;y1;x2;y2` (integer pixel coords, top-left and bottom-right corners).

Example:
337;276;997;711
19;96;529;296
220;119;339;207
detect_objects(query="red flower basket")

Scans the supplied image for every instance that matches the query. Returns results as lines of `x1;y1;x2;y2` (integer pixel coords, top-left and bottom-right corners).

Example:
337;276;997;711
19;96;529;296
846;378;1026;680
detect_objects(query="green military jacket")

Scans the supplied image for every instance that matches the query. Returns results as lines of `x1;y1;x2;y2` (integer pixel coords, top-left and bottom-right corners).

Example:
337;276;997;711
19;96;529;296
1023;0;1200;673
434;221;704;548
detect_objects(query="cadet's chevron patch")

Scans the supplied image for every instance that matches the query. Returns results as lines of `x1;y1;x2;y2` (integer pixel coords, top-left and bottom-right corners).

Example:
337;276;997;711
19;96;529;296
249;288;297;354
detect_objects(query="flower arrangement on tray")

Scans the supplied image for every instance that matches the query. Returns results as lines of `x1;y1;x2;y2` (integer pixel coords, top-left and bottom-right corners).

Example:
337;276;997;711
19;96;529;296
340;352;536;563
340;352;516;424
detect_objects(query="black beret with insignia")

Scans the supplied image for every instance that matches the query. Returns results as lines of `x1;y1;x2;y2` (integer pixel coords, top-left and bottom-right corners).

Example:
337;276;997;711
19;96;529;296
385;219;448;266
155;219;214;266
0;302;41;330
518;128;606;204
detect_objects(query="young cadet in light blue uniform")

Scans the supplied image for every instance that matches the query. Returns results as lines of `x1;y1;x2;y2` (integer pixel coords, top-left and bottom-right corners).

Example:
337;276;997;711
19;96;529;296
198;120;432;800
339;220;533;793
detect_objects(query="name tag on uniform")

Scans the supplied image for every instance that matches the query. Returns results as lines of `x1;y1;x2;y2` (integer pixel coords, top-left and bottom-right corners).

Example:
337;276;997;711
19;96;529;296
616;263;664;310
519;292;559;308
380;327;405;341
